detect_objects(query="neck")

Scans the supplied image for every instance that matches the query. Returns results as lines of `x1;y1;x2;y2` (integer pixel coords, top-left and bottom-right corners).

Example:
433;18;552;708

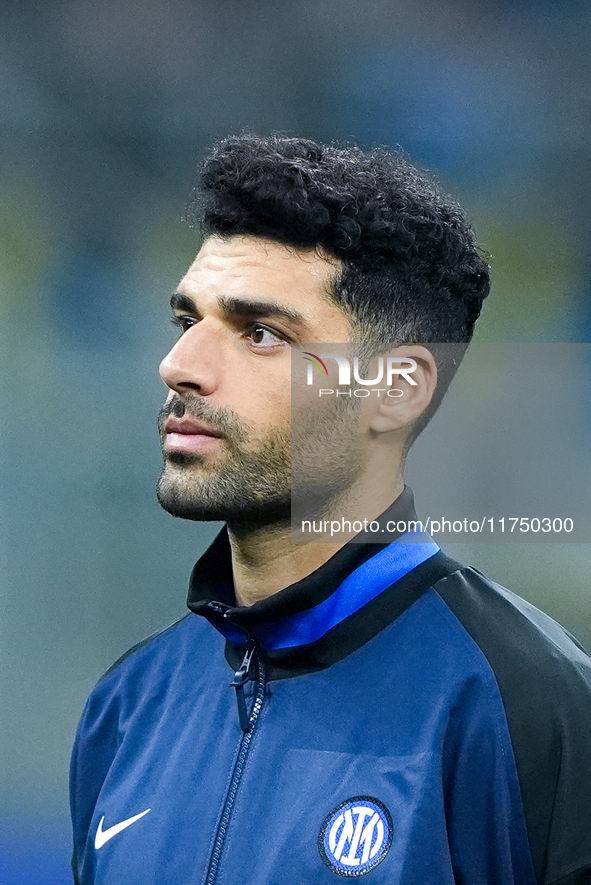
228;473;405;607
228;525;341;607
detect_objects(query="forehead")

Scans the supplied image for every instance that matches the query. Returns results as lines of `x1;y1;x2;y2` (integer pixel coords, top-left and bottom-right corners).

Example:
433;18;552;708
178;235;352;336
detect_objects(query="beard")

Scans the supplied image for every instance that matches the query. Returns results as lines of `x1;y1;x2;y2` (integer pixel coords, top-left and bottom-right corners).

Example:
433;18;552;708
157;393;363;530
157;396;293;528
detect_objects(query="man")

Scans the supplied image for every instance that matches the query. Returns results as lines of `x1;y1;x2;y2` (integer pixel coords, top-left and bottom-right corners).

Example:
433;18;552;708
70;135;591;884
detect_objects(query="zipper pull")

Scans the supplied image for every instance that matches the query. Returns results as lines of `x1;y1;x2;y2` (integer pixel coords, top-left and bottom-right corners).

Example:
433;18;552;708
230;644;255;732
206;601;231;615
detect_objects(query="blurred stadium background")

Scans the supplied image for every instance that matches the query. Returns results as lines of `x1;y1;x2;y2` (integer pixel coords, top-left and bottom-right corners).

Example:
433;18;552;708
1;1;590;881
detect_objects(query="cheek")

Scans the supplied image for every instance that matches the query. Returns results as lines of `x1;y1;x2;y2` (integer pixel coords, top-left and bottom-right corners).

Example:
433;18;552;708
232;383;292;441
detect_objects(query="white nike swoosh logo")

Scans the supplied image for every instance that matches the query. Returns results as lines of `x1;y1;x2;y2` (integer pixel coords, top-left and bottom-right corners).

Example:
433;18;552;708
94;808;151;849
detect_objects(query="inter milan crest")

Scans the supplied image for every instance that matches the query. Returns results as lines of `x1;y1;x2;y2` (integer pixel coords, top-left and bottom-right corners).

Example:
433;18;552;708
319;796;392;877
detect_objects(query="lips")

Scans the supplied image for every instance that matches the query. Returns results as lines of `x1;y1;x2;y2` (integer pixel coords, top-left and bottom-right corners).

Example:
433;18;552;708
163;416;223;454
164;416;221;437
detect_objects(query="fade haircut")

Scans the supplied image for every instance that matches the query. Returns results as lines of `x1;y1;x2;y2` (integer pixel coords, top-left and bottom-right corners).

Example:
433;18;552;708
192;134;490;442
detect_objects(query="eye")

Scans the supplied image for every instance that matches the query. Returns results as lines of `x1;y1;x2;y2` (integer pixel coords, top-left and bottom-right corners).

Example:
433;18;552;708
170;315;196;334
248;324;287;349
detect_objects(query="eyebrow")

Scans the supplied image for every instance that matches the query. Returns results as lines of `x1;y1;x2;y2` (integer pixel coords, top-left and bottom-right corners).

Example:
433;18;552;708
170;292;308;328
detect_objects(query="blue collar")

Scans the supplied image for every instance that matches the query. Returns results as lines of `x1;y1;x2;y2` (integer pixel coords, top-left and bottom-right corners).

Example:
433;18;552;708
187;489;456;678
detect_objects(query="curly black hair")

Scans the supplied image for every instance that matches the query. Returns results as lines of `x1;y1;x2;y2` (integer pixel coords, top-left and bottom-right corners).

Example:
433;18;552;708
192;134;491;440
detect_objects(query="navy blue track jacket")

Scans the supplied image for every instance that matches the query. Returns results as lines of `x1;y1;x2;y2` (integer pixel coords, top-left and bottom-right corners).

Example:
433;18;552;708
70;490;591;884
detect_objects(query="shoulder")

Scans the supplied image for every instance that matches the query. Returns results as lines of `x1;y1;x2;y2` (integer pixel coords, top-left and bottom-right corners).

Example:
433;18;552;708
433;565;591;885
70;612;224;870
80;612;224;721
432;564;591;775
101;613;196;680
71;612;224;801
433;565;591;694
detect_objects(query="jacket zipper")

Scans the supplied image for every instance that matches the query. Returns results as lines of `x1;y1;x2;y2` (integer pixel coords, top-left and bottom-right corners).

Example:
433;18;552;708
204;609;267;885
230;644;256;732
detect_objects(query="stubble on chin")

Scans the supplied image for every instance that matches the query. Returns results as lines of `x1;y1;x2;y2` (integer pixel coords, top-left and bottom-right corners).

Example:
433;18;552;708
156;391;365;529
156;444;292;526
156;396;292;526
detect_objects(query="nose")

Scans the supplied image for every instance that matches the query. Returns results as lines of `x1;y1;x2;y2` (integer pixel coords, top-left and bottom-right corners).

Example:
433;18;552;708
159;324;219;396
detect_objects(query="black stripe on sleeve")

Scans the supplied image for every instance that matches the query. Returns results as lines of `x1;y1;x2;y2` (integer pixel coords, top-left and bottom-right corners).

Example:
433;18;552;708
434;567;591;885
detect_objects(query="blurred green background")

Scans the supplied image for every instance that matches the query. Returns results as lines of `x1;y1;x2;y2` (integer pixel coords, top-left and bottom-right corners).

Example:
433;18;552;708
1;1;591;881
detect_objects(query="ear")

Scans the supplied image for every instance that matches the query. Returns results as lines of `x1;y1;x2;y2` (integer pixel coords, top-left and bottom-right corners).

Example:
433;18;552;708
369;345;438;434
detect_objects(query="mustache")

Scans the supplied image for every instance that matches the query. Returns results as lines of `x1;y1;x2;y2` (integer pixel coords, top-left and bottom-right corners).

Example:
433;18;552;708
158;395;247;443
